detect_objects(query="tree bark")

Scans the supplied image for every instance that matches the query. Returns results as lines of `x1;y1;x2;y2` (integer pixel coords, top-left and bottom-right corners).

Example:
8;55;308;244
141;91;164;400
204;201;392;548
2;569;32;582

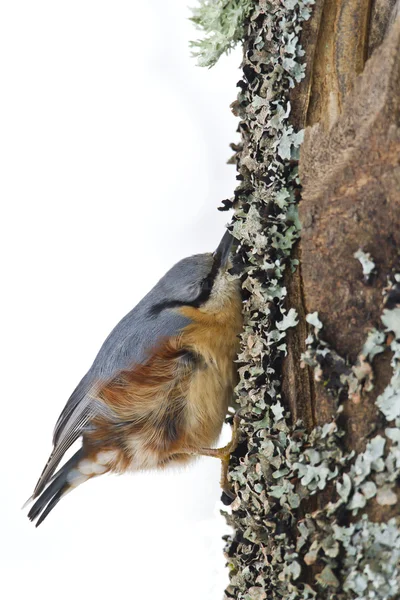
223;1;400;598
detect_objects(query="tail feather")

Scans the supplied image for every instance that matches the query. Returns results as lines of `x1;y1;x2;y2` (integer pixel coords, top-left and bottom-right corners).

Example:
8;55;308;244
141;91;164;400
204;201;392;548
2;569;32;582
34;488;65;527
28;448;84;526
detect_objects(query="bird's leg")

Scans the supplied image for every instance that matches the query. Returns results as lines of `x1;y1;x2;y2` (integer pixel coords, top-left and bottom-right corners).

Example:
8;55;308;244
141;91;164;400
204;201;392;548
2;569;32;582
175;413;241;498
197;413;241;498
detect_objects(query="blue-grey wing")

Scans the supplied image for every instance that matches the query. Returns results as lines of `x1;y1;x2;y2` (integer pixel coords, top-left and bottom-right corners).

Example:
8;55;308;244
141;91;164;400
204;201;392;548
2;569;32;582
32;306;191;498
53;306;190;442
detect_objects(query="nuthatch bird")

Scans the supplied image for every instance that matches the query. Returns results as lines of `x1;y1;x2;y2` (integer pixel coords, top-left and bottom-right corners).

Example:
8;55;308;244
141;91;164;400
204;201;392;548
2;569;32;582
27;230;243;526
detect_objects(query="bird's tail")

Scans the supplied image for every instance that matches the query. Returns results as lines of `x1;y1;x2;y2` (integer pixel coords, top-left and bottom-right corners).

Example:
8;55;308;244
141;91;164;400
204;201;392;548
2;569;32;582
27;448;85;527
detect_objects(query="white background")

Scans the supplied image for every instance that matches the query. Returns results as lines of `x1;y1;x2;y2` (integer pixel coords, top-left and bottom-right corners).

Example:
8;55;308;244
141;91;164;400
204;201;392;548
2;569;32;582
0;2;241;599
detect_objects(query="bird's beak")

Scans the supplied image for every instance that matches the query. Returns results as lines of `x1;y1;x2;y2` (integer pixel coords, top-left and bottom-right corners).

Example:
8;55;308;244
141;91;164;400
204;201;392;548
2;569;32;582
214;229;236;269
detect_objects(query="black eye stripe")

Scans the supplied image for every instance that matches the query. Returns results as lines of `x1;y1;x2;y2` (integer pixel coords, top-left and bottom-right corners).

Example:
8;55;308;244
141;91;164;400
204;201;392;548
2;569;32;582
191;254;221;307
148;256;221;316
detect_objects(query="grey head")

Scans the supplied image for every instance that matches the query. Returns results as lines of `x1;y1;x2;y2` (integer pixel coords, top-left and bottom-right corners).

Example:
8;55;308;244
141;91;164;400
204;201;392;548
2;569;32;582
148;229;234;309
148;252;215;310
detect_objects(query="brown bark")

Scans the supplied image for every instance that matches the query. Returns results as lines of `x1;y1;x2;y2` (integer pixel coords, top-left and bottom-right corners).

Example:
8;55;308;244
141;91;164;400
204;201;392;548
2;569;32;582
286;0;400;469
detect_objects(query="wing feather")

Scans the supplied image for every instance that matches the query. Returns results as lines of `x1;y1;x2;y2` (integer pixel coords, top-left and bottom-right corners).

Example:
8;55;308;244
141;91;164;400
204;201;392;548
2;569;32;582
31;306;191;499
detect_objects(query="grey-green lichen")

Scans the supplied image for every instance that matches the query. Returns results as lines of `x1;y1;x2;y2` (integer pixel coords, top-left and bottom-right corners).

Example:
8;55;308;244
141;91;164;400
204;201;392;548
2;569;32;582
190;0;254;67
377;295;400;421
338;516;400;599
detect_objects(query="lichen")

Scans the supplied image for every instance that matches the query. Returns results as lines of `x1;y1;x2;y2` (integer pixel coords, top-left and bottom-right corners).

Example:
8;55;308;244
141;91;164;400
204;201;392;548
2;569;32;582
377;297;400;419
354;249;376;281
336;517;400;599
190;0;254;67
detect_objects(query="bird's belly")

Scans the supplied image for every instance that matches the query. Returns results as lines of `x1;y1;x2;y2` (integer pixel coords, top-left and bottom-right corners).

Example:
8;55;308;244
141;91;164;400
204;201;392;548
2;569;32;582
183;362;232;448
121;361;234;470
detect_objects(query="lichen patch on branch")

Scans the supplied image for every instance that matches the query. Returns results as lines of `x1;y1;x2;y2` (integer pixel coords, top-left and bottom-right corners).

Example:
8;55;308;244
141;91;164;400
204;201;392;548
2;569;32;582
189;1;400;598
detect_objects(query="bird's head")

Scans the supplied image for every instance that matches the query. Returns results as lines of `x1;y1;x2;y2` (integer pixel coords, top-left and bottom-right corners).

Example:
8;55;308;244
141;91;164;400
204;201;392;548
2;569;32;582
149;229;239;314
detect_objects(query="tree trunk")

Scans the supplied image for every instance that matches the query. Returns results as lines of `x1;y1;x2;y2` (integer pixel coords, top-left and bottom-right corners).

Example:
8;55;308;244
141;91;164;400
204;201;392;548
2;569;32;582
217;0;400;598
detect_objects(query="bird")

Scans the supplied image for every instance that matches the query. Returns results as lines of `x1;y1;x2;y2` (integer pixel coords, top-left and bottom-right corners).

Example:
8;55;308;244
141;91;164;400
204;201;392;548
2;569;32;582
26;229;243;526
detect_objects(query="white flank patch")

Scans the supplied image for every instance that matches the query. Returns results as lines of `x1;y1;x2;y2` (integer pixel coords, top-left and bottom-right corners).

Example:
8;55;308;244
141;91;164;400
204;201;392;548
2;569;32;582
78;459;108;476
96;450;119;465
127;437;159;470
